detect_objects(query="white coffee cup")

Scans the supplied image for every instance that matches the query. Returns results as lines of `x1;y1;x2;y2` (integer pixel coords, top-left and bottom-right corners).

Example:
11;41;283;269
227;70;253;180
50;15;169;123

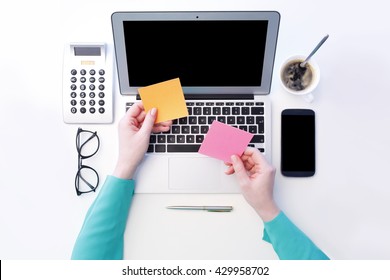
280;55;320;103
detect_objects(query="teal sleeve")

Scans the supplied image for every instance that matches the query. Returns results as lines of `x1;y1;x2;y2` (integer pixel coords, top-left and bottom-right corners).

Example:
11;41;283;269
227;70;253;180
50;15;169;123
71;176;135;260
263;212;329;260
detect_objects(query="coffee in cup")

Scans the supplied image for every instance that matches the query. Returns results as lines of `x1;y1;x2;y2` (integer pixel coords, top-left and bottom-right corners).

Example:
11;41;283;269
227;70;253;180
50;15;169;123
280;55;320;102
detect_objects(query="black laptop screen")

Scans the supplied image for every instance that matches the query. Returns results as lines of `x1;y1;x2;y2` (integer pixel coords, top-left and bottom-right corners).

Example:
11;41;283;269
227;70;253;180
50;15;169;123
123;20;268;87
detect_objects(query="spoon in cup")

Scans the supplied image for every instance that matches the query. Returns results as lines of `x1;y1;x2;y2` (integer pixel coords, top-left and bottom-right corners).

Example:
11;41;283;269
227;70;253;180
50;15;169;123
300;34;329;68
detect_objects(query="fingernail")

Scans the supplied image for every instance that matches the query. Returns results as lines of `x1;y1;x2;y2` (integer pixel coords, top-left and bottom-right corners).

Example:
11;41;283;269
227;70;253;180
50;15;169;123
150;108;157;116
231;155;237;162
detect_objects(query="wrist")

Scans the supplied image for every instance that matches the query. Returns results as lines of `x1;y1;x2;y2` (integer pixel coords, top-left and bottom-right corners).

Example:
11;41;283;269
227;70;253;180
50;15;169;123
113;161;137;180
255;201;280;222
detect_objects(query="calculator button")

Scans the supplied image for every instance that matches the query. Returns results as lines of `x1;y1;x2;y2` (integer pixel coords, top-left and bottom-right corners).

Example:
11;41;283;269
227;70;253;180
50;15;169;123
65;63;110;122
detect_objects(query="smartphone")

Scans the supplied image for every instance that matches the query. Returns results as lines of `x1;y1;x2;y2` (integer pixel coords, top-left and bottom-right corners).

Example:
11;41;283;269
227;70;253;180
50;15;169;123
281;109;315;177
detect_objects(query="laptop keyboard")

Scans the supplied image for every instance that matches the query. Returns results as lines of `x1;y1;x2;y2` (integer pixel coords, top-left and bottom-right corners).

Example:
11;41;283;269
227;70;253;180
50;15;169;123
126;101;265;154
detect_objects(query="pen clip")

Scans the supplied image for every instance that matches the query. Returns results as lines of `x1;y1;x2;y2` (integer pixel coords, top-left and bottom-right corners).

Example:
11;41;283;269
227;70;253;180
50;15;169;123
206;206;233;212
207;209;232;212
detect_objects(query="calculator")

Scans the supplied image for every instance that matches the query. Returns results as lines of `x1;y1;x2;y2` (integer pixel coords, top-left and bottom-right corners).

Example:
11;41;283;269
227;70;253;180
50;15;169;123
62;43;113;124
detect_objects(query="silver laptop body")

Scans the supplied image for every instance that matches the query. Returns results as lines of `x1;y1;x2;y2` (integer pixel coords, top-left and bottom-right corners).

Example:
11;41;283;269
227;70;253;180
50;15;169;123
112;11;280;193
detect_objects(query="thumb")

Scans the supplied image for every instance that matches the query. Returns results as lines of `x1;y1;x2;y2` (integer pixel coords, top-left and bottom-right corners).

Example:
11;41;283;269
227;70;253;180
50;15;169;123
231;154;250;187
139;108;157;134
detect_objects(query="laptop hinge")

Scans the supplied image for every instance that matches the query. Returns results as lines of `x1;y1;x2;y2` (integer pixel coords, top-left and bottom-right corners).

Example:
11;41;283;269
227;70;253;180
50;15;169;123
136;93;254;100
185;94;254;100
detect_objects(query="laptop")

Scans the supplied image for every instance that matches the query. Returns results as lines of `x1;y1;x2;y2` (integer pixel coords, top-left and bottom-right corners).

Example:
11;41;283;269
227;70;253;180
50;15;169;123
111;11;280;193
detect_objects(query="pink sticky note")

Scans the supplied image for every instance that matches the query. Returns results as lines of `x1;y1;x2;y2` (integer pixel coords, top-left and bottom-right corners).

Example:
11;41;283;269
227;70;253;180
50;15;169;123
198;120;254;163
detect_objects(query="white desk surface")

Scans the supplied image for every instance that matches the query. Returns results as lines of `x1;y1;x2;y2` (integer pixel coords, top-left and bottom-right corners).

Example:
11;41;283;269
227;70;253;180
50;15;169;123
1;0;390;260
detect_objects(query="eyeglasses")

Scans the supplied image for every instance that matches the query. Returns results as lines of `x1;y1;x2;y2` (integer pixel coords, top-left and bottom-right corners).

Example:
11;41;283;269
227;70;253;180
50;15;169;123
75;127;100;196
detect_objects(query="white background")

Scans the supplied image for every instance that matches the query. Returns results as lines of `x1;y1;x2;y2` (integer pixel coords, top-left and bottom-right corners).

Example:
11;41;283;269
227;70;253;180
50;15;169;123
1;0;390;260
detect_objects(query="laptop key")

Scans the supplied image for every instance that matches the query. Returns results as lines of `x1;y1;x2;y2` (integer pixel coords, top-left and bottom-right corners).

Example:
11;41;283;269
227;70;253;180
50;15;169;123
181;126;190;134
227;116;235;124
150;135;157;143
251;135;264;143
186;135;195;143
217;116;226;123
196;135;204;143
191;126;200;134
256;116;264;124
171;125;180;134
167;144;201;152
203;107;211;115
208;116;216;124
246;116;255;124
249;125;257;134
213;107;221;115
198;116;207;124
237;116;245;124
157;135;166;143
179;117;187;124
251;107;264;115
155;145;166;152
193;107;202;115
232;107;240;115
189;116;197;124
177;135;185;143
242;107;250;115
200;126;209;134
222;107;230;115
258;123;264;133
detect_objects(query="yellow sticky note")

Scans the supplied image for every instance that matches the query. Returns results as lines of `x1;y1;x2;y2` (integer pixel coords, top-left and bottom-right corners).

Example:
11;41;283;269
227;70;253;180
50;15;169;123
138;78;188;123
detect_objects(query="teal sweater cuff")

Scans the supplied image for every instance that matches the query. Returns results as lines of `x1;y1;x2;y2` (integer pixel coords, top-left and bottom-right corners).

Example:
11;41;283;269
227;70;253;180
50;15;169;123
262;212;329;260
71;176;135;260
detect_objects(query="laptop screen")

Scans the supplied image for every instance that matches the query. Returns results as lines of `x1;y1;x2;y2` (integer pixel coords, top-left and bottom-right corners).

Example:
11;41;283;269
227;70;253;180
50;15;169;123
112;11;280;95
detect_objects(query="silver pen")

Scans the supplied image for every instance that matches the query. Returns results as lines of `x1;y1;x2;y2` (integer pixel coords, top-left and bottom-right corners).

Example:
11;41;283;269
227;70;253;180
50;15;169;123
166;206;233;212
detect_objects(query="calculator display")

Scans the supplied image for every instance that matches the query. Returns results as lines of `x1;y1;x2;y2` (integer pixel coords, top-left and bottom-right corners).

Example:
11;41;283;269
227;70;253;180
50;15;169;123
74;47;101;56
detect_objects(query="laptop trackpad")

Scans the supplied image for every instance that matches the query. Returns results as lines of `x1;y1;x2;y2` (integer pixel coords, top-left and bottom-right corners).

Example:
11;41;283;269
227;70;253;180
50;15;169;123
168;157;222;190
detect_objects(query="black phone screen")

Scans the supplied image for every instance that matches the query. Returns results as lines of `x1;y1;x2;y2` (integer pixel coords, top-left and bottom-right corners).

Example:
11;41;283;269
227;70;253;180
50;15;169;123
281;109;315;177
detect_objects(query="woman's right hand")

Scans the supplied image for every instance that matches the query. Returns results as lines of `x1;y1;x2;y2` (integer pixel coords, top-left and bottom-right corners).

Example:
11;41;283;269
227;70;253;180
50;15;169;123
225;147;280;222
